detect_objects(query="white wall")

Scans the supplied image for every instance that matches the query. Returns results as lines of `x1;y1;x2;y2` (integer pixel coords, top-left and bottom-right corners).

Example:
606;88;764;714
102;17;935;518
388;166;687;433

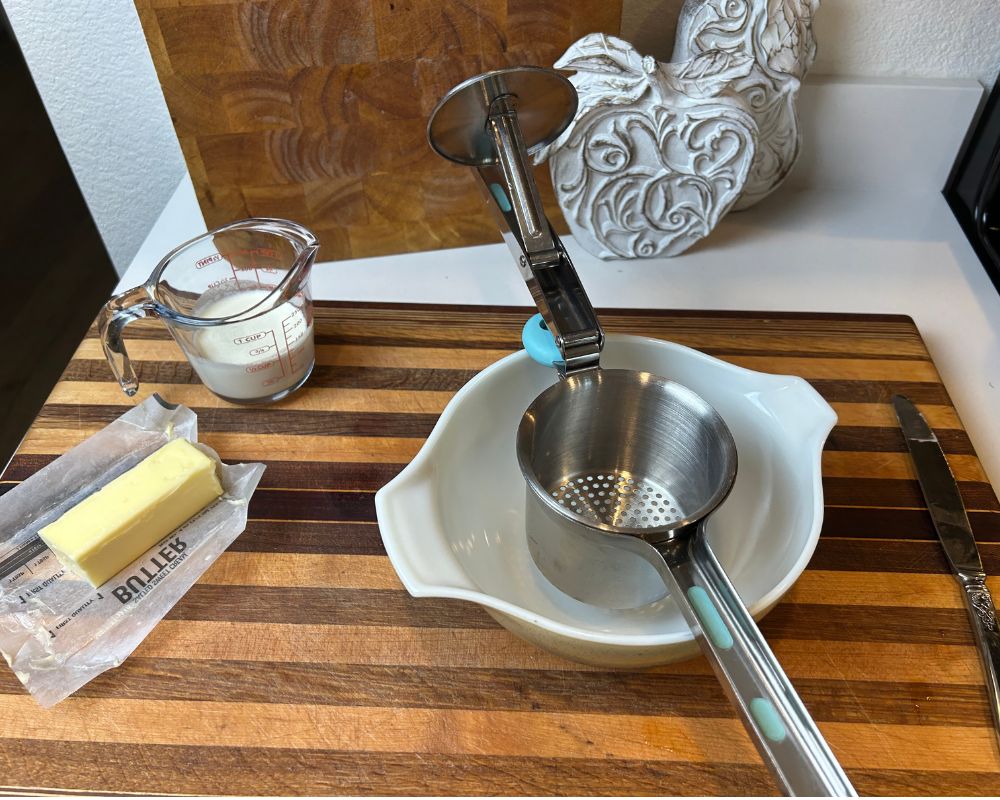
622;0;1000;88
2;0;186;276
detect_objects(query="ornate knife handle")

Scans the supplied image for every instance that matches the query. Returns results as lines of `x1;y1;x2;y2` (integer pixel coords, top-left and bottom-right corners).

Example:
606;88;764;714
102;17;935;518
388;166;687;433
962;577;1000;747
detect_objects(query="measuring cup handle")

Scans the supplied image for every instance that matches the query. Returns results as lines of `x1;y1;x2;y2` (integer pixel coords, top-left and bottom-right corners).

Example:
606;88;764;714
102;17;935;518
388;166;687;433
97;285;157;397
653;534;857;797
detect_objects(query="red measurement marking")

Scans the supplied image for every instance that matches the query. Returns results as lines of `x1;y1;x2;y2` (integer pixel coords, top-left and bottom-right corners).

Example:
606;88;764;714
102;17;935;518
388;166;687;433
281;309;306;373
195;253;222;269
246;360;275;374
270;328;287;377
208;276;236;290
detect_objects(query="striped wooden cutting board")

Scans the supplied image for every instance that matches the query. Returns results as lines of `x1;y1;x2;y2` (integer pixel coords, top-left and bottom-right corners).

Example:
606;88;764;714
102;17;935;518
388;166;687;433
1;302;999;796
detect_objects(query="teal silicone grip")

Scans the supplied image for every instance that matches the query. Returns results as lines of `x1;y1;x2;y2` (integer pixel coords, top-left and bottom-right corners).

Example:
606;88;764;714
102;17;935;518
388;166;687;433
489;182;512;212
686;586;734;650
522;313;561;367
750;697;788;742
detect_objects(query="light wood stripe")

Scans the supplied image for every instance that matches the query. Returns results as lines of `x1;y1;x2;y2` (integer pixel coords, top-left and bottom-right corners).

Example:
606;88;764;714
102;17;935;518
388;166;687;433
822;451;987;482
724;355;940;382
44;382;454;414
829;402;961;429
15;425;986;484
203;553;403;589
17;429;423;463
786;571;995;609
69;338;940;381
200;555;997;613
1;695;995;771
38;386;965;437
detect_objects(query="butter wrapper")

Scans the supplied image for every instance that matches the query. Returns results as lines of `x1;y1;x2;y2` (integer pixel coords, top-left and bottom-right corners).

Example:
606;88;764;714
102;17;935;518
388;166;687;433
0;395;265;706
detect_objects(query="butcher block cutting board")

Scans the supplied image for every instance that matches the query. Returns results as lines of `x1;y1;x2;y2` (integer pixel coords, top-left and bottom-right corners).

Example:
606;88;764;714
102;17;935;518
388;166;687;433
1;302;999;796
134;0;620;260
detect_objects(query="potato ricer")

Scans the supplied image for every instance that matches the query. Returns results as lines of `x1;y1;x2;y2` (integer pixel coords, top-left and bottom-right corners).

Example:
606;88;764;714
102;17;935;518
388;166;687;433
427;66;855;797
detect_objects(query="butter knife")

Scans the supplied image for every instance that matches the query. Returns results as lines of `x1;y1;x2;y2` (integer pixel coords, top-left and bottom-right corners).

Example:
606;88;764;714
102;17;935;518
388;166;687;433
892;394;1000;746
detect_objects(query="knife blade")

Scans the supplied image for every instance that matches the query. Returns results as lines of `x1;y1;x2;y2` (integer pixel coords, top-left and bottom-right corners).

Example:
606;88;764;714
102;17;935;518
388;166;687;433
892;394;1000;748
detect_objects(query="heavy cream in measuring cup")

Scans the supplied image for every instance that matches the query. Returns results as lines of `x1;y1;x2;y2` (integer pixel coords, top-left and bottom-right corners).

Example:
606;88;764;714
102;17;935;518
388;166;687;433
190;289;314;400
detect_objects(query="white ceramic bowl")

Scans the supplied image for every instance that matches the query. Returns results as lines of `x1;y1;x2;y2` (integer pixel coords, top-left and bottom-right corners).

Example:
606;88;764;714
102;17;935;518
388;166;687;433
375;335;836;668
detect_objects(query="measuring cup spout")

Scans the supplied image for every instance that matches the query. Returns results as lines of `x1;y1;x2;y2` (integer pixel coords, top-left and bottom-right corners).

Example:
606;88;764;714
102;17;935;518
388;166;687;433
98;285;158;397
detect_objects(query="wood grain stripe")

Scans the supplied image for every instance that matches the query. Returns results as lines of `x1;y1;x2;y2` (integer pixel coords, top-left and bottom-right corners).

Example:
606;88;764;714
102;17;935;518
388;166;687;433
96;314;935;357
30;388;973;441
811;537;1000;575
0;695;996;771
58;360;479;391
0;741;776;796
45;381;454;414
0;659;992;729
825;425;974;454
72;339;512;370
821;451;987;482
4;450;989;485
15;429;423;462
35;404;440;438
160;584;982;646
823;477;999;511
198;554;998;614
70;338;941;381
829;402;960;429
821;507;1000;541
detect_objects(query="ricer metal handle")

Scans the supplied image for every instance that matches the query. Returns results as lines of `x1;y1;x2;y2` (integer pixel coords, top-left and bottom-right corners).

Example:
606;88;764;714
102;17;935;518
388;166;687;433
427;67;603;376
478;105;602;375
97;285;158;397
654;534;857;797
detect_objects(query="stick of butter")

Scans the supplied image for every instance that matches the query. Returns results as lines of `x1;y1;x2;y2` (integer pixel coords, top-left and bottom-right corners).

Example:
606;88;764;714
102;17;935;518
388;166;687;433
39;438;224;587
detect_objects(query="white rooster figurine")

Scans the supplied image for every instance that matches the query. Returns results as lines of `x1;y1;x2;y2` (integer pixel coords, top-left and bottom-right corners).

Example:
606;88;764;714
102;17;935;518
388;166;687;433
540;1;819;258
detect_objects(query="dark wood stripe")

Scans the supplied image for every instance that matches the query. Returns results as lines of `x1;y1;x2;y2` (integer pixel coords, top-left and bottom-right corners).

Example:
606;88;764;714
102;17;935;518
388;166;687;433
238;517;1000;572
810;537;977;575
165;586;498;629
59;359;201;385
0;453;56;480
825;425;974;455
821;506;1000;541
10;460;998;513
243;485;1000;529
0;659;990;728
256;460;405;490
851;769;1000;797
235;517;996;570
760;603;974;646
58;360;479;391
35;404;440;439
823;478;1000;512
88;300;922;324
231;520;385;555
86;321;931;360
809;379;949;404
0;741;776;796
249;489;375;522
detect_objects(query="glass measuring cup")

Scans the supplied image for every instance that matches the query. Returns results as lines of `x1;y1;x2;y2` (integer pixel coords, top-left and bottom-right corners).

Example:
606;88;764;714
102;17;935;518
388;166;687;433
98;218;319;404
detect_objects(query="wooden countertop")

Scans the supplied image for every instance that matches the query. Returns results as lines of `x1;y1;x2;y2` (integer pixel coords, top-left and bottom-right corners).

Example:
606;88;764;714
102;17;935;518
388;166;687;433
1;302;998;795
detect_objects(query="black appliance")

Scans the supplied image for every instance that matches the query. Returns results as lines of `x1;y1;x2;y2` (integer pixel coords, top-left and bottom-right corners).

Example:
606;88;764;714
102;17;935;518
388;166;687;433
945;74;1000;294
